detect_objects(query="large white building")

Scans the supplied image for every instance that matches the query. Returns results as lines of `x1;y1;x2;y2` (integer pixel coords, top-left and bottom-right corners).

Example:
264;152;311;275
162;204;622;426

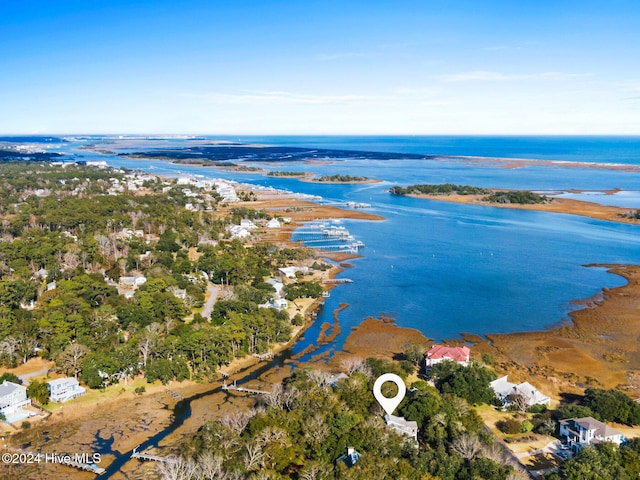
559;417;624;451
489;375;551;408
0;380;31;416
47;377;86;403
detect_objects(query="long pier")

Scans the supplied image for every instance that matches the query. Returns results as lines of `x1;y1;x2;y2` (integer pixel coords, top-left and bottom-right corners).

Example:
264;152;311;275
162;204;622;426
252;352;274;361
1;446;105;475
222;380;270;395
322;278;353;284
131;446;178;464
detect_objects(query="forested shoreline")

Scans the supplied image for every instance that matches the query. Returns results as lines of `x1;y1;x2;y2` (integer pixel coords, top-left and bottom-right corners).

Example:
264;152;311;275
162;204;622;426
0;162;327;389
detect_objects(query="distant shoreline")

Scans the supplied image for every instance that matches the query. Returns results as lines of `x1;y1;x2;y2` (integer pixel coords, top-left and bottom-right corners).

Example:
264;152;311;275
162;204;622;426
405;190;640;225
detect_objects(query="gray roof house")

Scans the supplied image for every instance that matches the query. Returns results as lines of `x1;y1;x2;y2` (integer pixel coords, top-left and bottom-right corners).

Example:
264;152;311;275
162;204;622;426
0;380;31;416
47;377;86;403
559;417;625;451
384;413;419;445
490;375;551;407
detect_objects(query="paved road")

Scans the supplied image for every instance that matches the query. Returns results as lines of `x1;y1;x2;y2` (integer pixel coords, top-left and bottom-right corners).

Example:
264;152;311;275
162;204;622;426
18;367;50;385
201;282;220;319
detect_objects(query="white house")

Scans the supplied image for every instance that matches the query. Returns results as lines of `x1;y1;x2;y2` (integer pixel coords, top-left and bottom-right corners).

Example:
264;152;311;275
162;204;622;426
258;298;288;311
278;266;309;278
240;219;258;230
559;417;624;451
227;225;251;239
489;375;551;407
119;275;147;287
266;218;281;228
0;380;31;416
425;344;470;368
47;377;86;403
384;414;419;445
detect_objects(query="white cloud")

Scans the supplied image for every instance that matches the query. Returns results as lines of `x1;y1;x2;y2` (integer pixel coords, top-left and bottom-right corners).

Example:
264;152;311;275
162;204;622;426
438;70;592;82
179;90;379;105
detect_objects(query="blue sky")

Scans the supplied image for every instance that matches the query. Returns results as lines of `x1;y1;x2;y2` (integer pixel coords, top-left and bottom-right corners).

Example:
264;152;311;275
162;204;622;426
1;1;639;134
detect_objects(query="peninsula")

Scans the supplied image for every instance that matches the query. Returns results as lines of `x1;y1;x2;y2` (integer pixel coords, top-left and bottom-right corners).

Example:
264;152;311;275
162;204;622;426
391;183;640;225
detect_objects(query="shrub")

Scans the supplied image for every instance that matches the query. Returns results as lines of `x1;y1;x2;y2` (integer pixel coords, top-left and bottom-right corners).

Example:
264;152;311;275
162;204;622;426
520;420;534;433
528;404;547;414
497;418;521;435
481;353;496;366
135;386;146;395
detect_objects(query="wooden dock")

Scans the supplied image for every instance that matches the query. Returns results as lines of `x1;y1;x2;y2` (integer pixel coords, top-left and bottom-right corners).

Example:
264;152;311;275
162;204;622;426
222;380;270;395
131;446;178;464
252;352;274;361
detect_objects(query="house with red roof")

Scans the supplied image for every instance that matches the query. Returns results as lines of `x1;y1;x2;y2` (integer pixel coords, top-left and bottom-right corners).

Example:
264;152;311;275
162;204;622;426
424;344;470;368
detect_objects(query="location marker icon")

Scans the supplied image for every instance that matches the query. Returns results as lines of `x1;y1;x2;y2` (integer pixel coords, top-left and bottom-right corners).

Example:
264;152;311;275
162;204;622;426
373;373;406;416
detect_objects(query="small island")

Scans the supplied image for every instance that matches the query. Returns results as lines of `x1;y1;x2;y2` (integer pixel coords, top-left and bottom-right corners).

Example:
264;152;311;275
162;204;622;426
266;171;309;177
390;183;640;224
304;174;381;184
389;183;490;196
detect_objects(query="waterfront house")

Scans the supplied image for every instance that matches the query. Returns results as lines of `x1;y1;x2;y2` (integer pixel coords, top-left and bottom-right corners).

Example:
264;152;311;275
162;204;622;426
424;344;470;368
278;266;309;278
0;380;31;416
559;417;624;451
266;218;281;228
384;414;419;445
47;377;87;403
258;298;289;311
490;375;551;407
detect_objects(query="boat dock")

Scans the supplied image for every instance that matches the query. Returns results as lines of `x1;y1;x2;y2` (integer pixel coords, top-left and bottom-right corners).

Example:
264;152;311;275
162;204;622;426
131;446;178;464
222;380;270;395
293;221;365;255
252;352;274;361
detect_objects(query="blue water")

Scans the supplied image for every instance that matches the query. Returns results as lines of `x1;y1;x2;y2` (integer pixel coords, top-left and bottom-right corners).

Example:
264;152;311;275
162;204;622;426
57;136;640;357
220;135;640;165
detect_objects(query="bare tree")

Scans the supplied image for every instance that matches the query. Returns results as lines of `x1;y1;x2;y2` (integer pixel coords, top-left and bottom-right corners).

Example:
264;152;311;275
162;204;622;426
196;451;225;479
263;383;298;410
302;414;330;447
156;456;198;480
0;336;18;363
62;250;81;271
299;461;333;480
306;369;332;388
138;322;164;367
243;442;265;472
450;433;484;461
57;342;90;379
219;410;255;434
506;392;529;415
340;356;371;377
255;426;289;448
